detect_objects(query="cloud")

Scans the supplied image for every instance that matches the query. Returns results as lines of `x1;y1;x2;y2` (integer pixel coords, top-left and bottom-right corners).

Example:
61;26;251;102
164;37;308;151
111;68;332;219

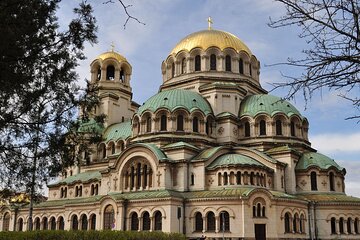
338;160;360;197
310;132;360;154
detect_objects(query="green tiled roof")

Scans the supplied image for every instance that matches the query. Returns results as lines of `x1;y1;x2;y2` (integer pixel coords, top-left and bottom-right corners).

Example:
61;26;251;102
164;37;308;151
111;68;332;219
131;143;167;161
34;195;102;208
110;190;183;200
296;193;360;203
239;94;303;118
193;146;224;161
48;171;101;187
216;112;237;118
103;121;132;142
162;141;199;151
296;152;344;171
78;118;104;134
137;89;213;115
207;153;265;170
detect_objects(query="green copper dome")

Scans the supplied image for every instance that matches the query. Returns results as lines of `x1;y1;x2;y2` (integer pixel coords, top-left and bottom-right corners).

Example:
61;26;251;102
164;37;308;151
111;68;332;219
137;89;213;115
207;153;265;170
103;121;132;142
296;152;344;171
239;94;302;118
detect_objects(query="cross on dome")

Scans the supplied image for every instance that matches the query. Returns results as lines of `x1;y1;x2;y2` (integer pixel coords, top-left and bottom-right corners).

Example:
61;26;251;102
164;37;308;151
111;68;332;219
207;16;213;30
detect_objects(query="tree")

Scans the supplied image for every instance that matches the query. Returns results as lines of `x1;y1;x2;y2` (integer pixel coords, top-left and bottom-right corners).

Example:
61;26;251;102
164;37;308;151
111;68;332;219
269;0;360;118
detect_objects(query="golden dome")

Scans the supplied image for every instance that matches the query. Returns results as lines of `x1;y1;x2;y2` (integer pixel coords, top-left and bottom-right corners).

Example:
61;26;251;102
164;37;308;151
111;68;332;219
97;51;127;62
170;29;252;56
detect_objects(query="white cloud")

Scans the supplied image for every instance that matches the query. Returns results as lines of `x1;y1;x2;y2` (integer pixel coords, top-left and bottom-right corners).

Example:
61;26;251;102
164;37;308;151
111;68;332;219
310;132;360;153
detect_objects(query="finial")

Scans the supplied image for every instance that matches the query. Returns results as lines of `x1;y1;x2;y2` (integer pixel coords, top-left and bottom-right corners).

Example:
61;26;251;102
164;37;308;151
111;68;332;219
110;41;115;52
207;16;213;30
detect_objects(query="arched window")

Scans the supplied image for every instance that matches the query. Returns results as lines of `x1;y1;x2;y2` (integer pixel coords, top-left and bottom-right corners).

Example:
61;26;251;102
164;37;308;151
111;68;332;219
236;171;241;184
191;173;195;185
90;214;96;230
142;212;150;231
192;117;199;133
120;68;125;82
195;212;203;232
249;63;253;76
293;214;299;233
50;217;56;230
329;172;335;191
18;218;23;231
81;215;88;230
239;58;244;74
276;120;282;135
331;217;336;234
58;216;65;230
160;114;167;131
195;55;201;71
262;206;266;217
181;58;186;74
72;215;78;230
257;203;261;217
101;144;106;159
106;65;115;80
146;116;152;132
259;120;266;135
103;205;114;230
311;171;318;191
347;217;352;234
171;62;175;78
207;212;215;231
354;218;359;234
97;67;101;80
34;217;41;230
154;211;162;231
300;214;305;233
220;211;230;231
223;172;228;185
210;54;216;70
250;172;255;185
111;143;115;154
130;212;139;231
244;121;251;137
339;217;344;234
225;55;231;71
291;121;296;136
43;217;48;230
177;114;184;131
284;212;291;233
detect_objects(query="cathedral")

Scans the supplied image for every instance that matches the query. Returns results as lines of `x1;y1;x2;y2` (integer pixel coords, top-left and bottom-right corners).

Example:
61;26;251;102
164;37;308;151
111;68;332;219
1;22;360;240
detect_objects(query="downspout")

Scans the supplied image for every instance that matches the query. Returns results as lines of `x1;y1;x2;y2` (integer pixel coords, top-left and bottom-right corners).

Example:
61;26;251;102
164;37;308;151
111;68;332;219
313;201;318;240
122;199;128;231
308;202;314;240
182;199;186;234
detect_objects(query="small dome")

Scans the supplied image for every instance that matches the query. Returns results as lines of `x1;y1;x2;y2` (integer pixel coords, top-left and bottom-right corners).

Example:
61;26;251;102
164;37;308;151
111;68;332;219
207;153;265;170
170;29;252;56
97;51;127;62
296;152;344;172
103;121;132;143
239;94;302;118
137;89;213;116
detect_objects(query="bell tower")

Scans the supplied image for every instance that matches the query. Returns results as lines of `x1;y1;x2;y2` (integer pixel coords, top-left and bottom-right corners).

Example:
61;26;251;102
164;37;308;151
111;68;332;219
89;49;138;127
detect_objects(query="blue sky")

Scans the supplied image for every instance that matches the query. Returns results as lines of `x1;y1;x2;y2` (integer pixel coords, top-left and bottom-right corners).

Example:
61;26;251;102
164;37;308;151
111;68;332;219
59;0;360;196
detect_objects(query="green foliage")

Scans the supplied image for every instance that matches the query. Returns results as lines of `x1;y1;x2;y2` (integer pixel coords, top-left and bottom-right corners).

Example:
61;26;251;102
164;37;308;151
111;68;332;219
0;230;186;240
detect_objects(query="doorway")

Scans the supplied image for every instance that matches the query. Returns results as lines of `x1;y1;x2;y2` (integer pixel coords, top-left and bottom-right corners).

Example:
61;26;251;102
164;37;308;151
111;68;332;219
254;224;266;240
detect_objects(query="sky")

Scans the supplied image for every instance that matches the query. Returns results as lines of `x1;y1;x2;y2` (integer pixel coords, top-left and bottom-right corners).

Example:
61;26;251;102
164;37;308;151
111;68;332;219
58;0;360;197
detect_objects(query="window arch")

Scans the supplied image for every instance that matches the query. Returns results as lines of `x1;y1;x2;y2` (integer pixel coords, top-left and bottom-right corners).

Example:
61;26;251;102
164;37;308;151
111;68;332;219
106;65;115;80
293;213;299;233
223;172;228;185
177;114;184;131
347;217;352;234
239;58;244;74
2;213;10;231
276;120;282;135
249;63;253;76
103;205;114;230
43;217;48;230
81;214;88;230
291;121;296;136
181;58;186;74
354;218;359;234
195;212;203;232
58;216;65;230
330;217;336;234
123;160;152;191
171;62;175;78
120;68;125;82
18;218;24;231
190;173;195;185
311;171;318;191
220;211;230;231
142;212;150;231
284;212;291;233
244;121;251;137
195;55;201;71
259;120;266;135
50;217;56;230
300;214;305;233
160;114;167;131
329;172;335;191
236;171;241;184
210;54;216;70
130;212;139;231
97;67;101;80
146;116;152;133
225;55;231;71
34;217;41;230
192;117;199;133
71;215;78;230
154;211;162;231
207;212;215;231
339;217;344;234
110;142;115;155
90;214;96;230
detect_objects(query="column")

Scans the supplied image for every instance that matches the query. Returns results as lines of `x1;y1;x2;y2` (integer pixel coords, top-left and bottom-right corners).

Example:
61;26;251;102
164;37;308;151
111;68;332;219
215;216;219;233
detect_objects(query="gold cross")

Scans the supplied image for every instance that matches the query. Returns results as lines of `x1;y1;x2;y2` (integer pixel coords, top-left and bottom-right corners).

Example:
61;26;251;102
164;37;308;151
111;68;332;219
207;16;213;30
110;41;115;52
